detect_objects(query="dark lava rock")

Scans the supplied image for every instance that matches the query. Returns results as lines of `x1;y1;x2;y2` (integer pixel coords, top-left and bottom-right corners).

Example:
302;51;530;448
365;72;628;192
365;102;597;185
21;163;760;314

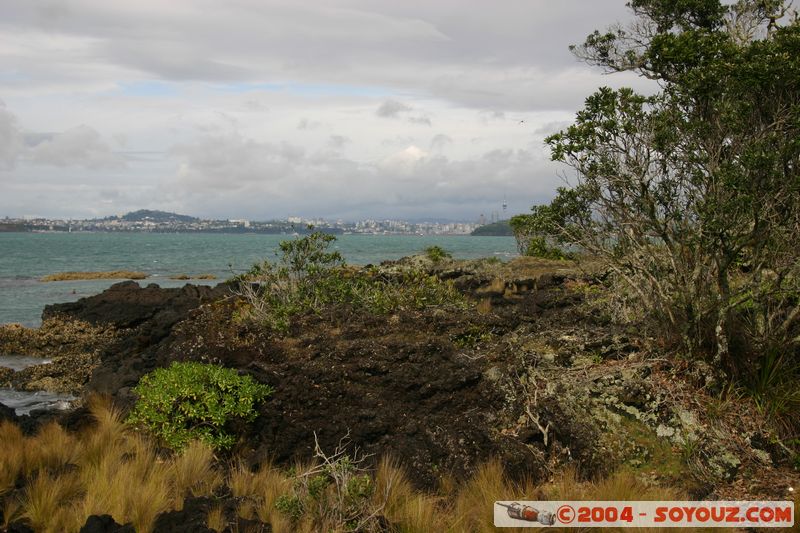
152;498;216;533
224;517;270;533
166;303;509;489
44;281;232;330
0;401;17;423
5;522;34;533
79;515;135;533
44;282;235;400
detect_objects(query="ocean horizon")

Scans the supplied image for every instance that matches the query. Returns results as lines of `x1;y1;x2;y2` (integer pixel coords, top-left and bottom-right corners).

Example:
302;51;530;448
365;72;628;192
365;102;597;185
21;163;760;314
0;232;517;327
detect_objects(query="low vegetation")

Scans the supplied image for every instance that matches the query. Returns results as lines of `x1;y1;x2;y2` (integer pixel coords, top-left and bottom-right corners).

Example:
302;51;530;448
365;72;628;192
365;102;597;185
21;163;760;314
126;362;273;451
234;231;467;332
40;271;148;282
0;397;690;532
423;245;452;263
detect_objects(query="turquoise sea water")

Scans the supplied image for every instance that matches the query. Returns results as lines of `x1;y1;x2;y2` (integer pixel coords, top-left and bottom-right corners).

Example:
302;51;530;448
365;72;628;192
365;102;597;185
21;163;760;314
0;232;516;326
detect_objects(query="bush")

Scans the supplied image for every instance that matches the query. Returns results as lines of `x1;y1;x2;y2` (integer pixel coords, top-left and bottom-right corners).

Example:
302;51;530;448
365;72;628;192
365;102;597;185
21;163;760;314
275;435;378;531
127;362;273;451
236;232;467;332
424;245;451;262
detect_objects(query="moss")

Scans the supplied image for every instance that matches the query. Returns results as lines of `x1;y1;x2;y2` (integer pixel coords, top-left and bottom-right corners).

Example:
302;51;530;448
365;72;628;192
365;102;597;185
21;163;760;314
616;417;703;493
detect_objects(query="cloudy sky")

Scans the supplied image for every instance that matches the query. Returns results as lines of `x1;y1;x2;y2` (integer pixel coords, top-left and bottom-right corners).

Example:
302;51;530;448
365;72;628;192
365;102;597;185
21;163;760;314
0;0;649;221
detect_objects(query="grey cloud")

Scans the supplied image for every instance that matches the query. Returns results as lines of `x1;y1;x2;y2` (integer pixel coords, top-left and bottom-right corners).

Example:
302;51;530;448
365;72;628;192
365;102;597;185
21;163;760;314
27;125;124;169
328;135;351;149
408;116;432;126
243;100;268;112
430;134;452;152
0;1;650;111
376;100;411;118
297;118;321;130
169;132;560;219
0;105;120;171
172;134;306;190
23;131;57;147
0;103;24;171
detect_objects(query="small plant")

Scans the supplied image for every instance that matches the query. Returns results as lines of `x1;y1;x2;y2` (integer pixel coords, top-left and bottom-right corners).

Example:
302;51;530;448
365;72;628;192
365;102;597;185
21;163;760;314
451;325;493;349
127;362;273;451
275;433;382;531
424;245;452;263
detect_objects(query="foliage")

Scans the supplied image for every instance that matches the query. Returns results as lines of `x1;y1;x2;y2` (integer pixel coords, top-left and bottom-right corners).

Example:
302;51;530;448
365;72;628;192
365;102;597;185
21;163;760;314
450;324;494;348
236;231;467;332
127;362;272;451
423;245;452;262
509;189;581;259
470;220;513;236
743;348;800;434
533;0;800;412
275;434;380;532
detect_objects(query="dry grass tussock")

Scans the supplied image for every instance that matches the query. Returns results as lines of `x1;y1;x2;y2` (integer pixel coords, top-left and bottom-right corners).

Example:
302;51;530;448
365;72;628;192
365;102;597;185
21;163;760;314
2;399;688;532
1;396;219;533
227;457;686;533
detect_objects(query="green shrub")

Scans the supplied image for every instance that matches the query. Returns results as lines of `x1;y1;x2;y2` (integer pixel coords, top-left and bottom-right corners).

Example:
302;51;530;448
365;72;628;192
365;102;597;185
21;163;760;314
127;362;273;451
424;245;452;262
236;232;467;332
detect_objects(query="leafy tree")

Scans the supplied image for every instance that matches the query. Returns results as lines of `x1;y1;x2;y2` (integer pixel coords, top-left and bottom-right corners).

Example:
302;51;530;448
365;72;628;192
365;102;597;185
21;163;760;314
533;0;800;390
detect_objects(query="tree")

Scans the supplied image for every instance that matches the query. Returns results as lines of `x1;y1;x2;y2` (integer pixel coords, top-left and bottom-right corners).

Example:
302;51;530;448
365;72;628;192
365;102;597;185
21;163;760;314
532;0;800;387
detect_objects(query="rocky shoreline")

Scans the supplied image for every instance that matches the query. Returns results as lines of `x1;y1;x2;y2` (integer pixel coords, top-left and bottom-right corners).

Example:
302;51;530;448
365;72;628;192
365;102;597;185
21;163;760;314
0;254;796;529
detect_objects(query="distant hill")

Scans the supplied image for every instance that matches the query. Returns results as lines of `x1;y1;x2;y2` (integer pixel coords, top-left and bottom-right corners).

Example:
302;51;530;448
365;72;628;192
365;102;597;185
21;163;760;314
471;220;513;236
120;210;199;223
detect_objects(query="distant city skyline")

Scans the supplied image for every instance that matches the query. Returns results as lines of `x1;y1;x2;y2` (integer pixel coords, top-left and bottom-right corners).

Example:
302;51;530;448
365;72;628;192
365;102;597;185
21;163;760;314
0;1;651;220
1;209;495;236
2;207;507;225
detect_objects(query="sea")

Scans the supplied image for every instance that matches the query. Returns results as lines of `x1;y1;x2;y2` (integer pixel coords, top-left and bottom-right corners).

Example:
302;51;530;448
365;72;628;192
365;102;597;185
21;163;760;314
0;232;517;327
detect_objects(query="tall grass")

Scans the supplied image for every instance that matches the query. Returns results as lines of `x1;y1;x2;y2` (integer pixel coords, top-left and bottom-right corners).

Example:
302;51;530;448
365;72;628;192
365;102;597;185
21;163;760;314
1;396;218;533
0;421;25;495
0;397;689;532
170;440;221;510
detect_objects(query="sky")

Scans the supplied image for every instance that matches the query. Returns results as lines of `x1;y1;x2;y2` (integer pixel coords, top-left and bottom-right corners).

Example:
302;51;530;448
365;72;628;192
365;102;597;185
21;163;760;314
0;0;651;221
